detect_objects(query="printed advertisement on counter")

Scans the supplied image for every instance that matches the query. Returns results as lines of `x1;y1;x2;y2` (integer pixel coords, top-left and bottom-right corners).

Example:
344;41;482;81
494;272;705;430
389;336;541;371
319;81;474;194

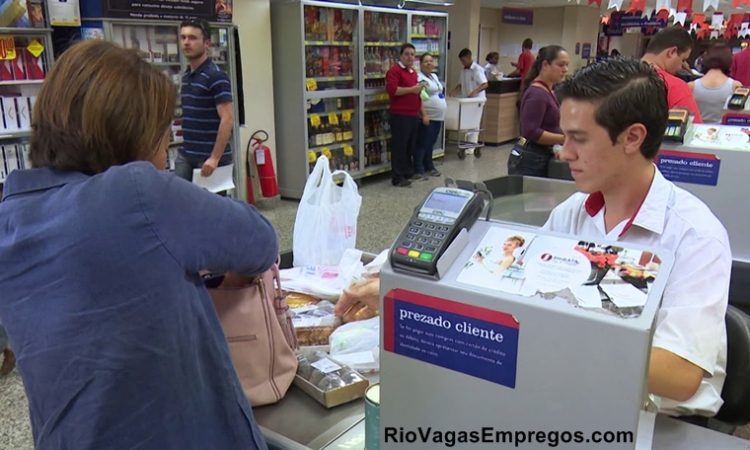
384;289;520;389
457;226;664;318
97;0;232;23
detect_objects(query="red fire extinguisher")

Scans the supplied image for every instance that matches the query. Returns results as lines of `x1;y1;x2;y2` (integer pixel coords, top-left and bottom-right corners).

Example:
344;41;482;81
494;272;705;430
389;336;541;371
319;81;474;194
247;130;280;200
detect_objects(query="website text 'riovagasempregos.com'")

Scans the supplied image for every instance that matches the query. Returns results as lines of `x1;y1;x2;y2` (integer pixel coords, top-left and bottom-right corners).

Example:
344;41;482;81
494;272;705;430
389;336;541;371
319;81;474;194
384;427;634;448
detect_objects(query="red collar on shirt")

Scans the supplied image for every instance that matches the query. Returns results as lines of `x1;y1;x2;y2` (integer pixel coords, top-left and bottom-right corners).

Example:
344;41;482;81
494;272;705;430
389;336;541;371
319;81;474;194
584;191;649;237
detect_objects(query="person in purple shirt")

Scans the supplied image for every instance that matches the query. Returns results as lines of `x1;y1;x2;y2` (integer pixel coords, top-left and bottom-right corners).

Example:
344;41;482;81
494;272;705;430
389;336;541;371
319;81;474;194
0;40;274;449
508;45;570;177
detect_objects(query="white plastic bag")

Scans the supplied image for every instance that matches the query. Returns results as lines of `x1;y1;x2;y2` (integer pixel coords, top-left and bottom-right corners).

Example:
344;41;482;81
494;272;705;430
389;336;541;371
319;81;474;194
329;317;380;372
293;156;362;267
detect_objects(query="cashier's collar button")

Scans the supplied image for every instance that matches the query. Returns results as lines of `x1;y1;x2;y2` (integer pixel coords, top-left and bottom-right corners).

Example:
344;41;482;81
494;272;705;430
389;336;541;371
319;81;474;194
408;250;420;258
419;253;434;261
397;247;409;255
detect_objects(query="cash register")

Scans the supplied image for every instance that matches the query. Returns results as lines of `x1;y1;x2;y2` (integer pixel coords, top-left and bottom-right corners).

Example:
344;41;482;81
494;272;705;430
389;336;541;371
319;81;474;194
379;187;673;449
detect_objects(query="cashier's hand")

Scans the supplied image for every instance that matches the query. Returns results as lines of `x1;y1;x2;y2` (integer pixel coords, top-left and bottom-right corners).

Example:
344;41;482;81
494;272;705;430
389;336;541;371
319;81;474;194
201;156;219;177
422;115;430;126
335;277;381;316
410;84;423;95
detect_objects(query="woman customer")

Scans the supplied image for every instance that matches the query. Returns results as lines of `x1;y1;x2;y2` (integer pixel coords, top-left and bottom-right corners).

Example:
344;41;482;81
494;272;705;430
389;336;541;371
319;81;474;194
415;52;445;178
689;42;741;124
0;40;275;449
507;45;569;177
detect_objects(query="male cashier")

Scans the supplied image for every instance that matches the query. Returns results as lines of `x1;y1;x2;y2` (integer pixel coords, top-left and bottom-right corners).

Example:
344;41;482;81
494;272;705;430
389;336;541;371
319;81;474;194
546;58;730;417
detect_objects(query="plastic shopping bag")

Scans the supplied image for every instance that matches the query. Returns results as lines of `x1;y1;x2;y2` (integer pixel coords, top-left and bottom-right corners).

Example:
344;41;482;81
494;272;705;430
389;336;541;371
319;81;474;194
293;156;362;267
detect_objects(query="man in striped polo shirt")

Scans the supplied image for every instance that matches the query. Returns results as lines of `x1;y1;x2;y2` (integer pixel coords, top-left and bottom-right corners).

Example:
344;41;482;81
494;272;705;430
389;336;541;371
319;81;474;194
176;19;234;181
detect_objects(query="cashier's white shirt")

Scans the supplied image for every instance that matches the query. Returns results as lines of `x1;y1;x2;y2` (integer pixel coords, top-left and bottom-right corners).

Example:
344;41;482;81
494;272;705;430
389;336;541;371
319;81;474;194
543;168;730;417
460;62;488;99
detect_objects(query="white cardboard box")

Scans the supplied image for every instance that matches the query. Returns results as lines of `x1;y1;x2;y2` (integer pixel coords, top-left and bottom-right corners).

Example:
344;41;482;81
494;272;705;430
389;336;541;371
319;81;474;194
1;97;17;130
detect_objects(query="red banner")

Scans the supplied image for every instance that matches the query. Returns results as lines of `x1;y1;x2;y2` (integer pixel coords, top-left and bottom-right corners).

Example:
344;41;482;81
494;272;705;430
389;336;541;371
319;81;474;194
588;0;603;5
733;0;750;8
628;0;646;12
676;0;692;12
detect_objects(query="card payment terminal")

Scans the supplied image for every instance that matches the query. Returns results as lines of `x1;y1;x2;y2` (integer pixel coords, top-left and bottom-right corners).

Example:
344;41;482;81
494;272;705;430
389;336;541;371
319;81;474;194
390;187;484;278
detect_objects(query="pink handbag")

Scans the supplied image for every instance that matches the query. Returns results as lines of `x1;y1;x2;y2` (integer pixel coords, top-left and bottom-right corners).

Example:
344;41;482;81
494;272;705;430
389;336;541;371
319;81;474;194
209;263;298;406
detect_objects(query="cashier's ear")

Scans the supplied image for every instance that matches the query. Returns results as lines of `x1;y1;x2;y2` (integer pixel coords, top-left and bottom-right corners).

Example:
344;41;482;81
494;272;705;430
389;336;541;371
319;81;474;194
618;123;648;157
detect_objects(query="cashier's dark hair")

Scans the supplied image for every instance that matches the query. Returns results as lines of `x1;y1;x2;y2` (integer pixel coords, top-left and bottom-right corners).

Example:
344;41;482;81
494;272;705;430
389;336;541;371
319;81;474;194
557;59;667;160
30;40;176;174
645;26;693;55
400;43;416;55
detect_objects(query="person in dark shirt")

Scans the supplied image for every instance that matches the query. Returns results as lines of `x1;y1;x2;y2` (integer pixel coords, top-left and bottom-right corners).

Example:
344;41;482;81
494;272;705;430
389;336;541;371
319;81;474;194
176;19;235;182
0;40;274;450
508;45;570;177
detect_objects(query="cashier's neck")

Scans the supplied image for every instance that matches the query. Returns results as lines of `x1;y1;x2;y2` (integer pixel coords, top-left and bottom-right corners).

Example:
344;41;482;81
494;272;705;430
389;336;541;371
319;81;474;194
601;162;655;234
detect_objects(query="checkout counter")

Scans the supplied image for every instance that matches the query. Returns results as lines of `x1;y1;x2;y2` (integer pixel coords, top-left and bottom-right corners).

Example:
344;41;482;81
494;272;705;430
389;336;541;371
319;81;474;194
480;78;521;145
255;176;750;450
656;121;750;313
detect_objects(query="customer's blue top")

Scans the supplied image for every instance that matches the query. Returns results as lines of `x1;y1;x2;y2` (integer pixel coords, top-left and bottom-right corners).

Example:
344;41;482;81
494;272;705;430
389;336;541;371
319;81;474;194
0;162;275;450
181;59;233;158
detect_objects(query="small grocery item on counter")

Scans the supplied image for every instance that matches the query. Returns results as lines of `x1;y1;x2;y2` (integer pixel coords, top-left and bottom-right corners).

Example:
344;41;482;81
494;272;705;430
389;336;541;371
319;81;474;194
286;292;320;309
294;349;370;408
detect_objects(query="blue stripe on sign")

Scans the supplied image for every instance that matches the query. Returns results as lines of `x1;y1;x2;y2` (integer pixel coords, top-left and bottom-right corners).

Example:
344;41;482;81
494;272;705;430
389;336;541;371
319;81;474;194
209;79;230;90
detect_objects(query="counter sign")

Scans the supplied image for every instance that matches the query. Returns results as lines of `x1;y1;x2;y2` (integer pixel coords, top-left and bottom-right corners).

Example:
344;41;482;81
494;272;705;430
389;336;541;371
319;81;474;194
656;149;721;186
384;289;519;389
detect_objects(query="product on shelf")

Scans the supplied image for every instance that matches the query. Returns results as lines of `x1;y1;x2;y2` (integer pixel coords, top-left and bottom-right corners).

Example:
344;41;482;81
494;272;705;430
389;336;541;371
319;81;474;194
364;47;398;78
0;143;29;182
411;16;443;36
304;6;354;42
305;46;353;78
364;11;404;42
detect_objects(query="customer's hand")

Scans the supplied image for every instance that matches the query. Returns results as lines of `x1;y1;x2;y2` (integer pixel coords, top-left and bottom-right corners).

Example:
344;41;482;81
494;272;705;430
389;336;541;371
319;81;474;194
335;277;380;316
201;157;219;177
410;84;423;94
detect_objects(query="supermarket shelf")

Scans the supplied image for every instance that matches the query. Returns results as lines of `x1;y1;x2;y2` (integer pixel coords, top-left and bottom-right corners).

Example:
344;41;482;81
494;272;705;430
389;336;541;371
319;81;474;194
0;79;44;86
364;74;386;80
307;108;355;117
305;40;353;46
0;130;32;140
306;88;360;99
364;42;402;47
0;27;53;35
308;141;355;152
410;34;441;39
310;75;354;81
364;105;388;112
364;88;386;96
365;135;391;143
356;163;391;178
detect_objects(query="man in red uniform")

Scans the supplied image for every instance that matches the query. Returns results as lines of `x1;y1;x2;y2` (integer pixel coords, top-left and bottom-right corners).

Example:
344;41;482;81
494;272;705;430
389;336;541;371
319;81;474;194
386;43;423;187
510;38;535;82
641;26;703;123
731;44;750;87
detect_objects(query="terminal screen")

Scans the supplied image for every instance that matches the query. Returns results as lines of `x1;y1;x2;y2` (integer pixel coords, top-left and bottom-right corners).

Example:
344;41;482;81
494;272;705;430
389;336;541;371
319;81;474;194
423;192;468;214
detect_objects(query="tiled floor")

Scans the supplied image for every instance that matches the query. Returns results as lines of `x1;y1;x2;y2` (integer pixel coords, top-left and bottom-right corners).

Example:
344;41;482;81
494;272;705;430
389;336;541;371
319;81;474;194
2;144;750;447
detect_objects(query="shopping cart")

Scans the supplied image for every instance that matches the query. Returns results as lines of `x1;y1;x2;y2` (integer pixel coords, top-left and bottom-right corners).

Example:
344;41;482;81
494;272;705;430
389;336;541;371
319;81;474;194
444;97;486;160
